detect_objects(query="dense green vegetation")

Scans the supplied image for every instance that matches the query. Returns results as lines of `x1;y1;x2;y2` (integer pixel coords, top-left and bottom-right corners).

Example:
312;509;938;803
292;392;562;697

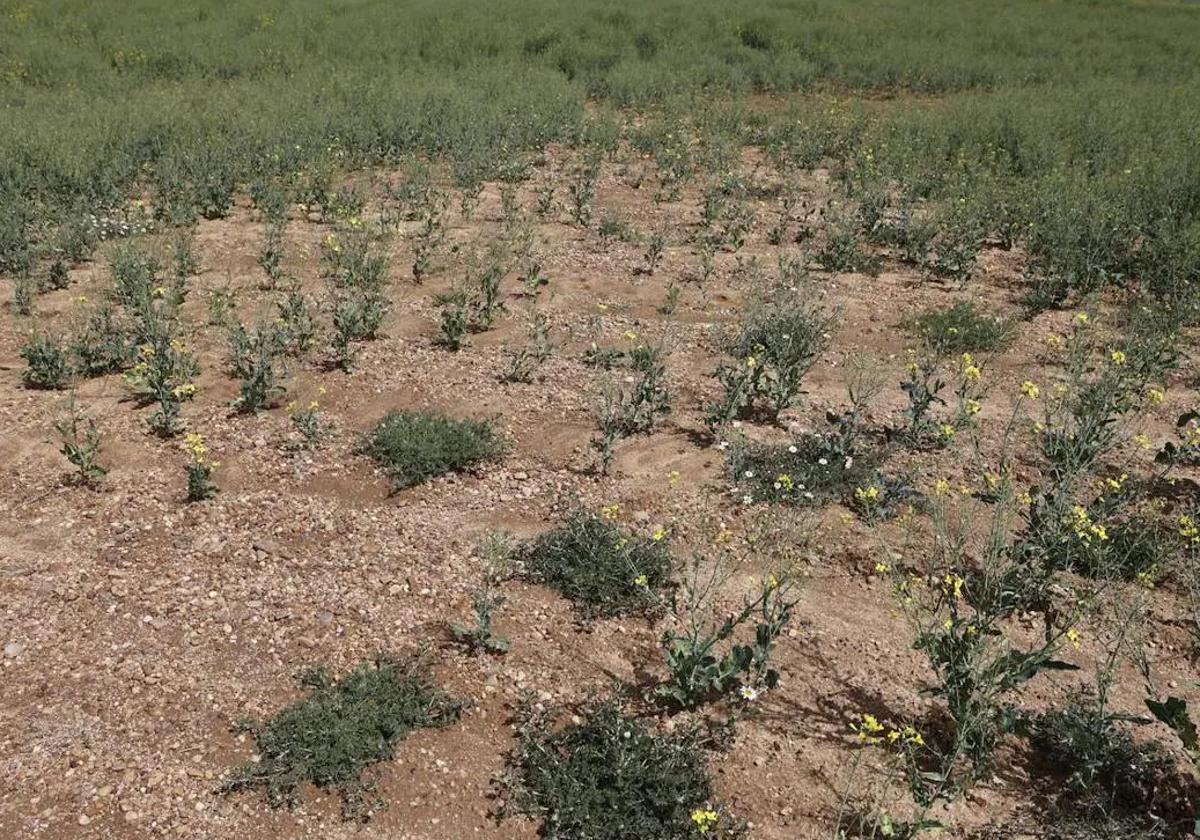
3;0;1200;304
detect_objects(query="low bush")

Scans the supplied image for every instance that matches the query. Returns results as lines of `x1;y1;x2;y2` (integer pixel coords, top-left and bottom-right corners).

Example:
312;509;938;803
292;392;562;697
223;656;464;819
906;302;1016;357
520;510;670;618
362;410;506;491
504;698;743;840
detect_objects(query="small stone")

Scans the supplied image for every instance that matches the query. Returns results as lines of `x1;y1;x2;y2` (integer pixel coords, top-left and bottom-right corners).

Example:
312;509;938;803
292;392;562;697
4;642;26;658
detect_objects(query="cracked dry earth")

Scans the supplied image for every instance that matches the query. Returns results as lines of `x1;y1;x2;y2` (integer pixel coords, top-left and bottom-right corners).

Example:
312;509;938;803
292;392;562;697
2;154;1199;840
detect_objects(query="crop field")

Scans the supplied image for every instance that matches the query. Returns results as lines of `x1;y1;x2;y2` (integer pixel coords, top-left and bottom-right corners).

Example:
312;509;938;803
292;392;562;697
4;0;1200;838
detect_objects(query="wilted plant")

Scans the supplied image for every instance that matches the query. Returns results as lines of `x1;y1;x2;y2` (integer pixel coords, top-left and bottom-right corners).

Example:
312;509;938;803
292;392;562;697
567;158;599;227
501;311;555;383
451;533;513;654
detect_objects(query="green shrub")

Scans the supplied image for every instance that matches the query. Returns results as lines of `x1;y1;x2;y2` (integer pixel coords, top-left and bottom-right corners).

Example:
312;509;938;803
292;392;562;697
69;302;135;377
906;302;1016;357
362;410;506;490
1028;689;1172;812
520;510;670;618
727;433;877;506
708;298;837;427
223;656;464;819
505;699;743;840
20;333;70;390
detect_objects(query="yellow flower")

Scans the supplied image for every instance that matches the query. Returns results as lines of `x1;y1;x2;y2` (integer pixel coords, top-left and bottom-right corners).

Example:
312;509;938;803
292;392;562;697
1017;491;1033;506
623;329;638;342
942;573;965;599
668;470;681;488
1020;381;1040;399
965;399;982;416
1074;312;1089;325
766;573;780;590
1045;333;1064;348
184;433;208;463
1146;387;1165;405
1179;515;1200;543
874;562;891;574
940;424;956;439
855;713;886;743
286;400;299;413
745;355;757;369
1134;433;1152;449
691;809;719;834
172;382;196;398
855;485;880;502
633;574;648;587
1066;627;1081;650
651;527;667;542
774;473;794;492
308;400;319;411
933;478;951;496
152;286;167;297
600;503;620;520
1109;349;1127;366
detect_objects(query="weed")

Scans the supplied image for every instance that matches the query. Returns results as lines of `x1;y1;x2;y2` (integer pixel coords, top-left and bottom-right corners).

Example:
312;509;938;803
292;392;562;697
56;398;107;486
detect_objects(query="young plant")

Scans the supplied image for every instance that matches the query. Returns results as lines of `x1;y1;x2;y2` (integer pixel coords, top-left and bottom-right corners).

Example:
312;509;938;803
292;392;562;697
184;432;218;501
656;553;799;709
56;398;107;486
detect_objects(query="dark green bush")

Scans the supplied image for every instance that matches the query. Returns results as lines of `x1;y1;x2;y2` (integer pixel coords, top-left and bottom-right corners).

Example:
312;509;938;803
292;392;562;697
906;301;1016;357
223;656;463;819
505;699;743;840
520;511;670;617
363;409;506;490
